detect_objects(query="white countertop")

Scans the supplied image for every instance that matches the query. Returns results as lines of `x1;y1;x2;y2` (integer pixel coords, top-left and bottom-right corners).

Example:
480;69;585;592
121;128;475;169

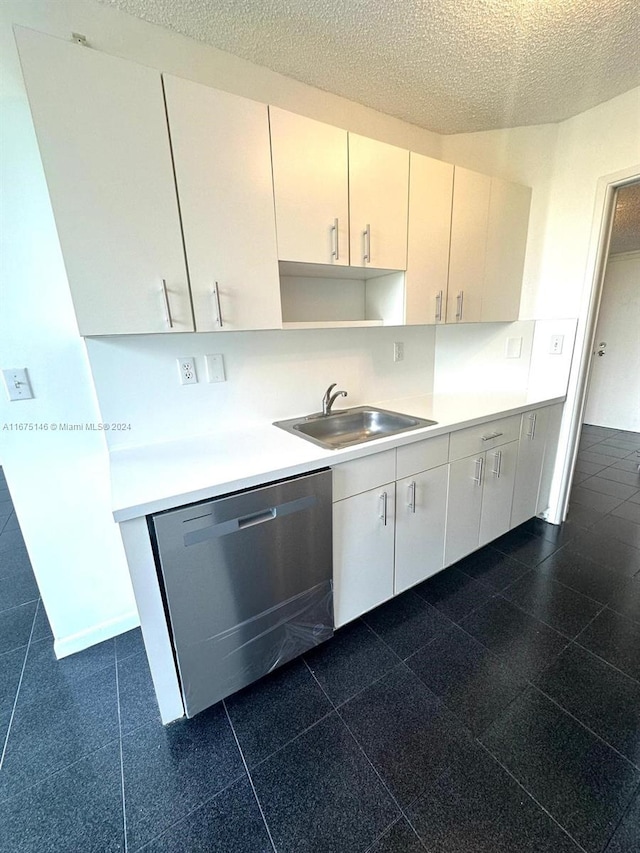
110;391;565;522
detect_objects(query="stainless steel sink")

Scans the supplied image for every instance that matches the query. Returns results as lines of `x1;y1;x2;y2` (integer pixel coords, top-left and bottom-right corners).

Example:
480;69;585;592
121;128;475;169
274;406;437;450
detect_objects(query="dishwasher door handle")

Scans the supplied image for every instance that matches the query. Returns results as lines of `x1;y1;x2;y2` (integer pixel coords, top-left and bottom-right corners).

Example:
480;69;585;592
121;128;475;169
238;508;276;529
183;495;317;546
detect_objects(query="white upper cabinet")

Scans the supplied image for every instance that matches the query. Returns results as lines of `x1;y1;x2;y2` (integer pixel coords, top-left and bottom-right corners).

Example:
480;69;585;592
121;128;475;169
16;28;192;335
270;108;349;266
348;134;410;270
482;178;531;322
164;76;281;331
446;167;491;324
405;154;454;324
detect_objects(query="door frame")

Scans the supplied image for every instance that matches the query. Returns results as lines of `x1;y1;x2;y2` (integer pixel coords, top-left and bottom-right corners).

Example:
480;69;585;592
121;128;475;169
548;164;640;524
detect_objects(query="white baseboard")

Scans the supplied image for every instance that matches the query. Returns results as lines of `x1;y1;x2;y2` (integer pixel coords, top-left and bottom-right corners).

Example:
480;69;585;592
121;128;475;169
53;609;140;659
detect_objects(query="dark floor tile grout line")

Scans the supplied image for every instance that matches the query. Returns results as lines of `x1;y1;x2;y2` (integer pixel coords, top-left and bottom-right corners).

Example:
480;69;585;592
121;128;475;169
571;635;640;688
474;739;591;853
532;682;640;773
131;771;249;853
0;734;123;807
601;778;640;853
302;657;429;852
0;597;39;772
0;595;40;618
114;644;128;853
362;816;429;853
492;589;607;642
222;700;279;853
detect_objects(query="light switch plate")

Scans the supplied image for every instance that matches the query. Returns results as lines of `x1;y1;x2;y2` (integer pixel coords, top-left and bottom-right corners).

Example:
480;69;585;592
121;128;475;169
206;354;226;383
2;368;34;401
505;337;522;359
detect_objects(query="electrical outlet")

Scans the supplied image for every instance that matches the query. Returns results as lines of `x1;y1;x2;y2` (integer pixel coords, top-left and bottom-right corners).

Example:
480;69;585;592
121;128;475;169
177;357;198;385
549;335;564;355
2;368;34;401
205;354;226;383
393;342;405;362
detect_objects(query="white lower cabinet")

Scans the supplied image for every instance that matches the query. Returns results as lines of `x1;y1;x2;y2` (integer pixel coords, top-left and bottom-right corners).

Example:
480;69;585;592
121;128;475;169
444;454;484;566
444;439;518;563
333;484;395;627
395;465;448;593
478;441;518;546
333;405;562;627
511;408;550;528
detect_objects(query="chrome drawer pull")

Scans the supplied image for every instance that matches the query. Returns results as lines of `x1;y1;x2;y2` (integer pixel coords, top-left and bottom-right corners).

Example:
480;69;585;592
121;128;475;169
379;491;388;525
363;224;371;263
435;290;443;322
161;279;174;329
482;431;503;442
408;481;416;514
526;412;537;440
331;218;340;260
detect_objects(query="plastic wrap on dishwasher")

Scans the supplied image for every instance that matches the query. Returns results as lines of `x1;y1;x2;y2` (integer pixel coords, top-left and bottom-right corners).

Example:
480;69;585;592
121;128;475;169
179;579;333;716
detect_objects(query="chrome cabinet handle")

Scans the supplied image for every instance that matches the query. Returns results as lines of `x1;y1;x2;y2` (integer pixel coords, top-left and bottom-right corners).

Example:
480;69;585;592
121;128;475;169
363;224;371;263
482;431;503;442
161;279;174;329
379;491;388;526
408;481;416;514
435;290;443;322
492;450;502;478
331;218;340;261
526;412;537;440
472;457;484;486
456;290;464;320
213;281;223;328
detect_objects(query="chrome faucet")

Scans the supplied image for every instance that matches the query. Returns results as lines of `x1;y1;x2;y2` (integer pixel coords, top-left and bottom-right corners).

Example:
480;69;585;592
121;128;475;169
322;383;348;416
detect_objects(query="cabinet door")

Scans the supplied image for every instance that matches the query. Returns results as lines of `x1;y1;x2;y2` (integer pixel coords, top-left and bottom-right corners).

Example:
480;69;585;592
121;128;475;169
405;154;454;325
395;466;448;594
270;108;349;266
444;455;483;566
16;28;192;335
537;404;564;516
446;167;490;324
349;134;409;270
333;485;395;627
482;178;531;322
511;408;550;528
164;76;281;331
479;441;518;546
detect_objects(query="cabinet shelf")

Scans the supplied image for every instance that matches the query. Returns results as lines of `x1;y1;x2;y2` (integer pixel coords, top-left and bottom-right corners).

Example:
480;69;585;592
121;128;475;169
282;320;384;330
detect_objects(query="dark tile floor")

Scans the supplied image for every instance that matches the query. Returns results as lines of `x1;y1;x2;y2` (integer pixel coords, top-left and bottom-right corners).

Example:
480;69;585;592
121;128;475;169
0;425;639;852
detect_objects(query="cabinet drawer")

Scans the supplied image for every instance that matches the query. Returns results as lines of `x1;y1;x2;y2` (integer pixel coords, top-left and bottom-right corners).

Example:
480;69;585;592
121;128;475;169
332;449;396;501
396;434;449;479
449;415;521;461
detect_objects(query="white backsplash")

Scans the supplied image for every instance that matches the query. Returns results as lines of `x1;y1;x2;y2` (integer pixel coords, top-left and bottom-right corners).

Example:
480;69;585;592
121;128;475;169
85;325;436;449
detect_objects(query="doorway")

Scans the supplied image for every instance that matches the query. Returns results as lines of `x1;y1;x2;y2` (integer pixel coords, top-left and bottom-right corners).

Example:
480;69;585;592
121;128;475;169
568;182;640;546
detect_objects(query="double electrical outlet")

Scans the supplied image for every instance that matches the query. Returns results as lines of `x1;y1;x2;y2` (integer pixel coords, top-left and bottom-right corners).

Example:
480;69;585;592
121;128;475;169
177;355;225;385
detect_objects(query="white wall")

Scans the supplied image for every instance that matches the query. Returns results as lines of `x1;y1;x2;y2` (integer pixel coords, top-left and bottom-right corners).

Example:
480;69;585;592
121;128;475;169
583;252;640;431
0;0;442;653
85;326;436;450
434;321;535;394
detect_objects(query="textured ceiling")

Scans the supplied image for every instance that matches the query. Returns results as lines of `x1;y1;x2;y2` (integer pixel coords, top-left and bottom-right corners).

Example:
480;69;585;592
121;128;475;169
100;0;640;134
609;183;640;255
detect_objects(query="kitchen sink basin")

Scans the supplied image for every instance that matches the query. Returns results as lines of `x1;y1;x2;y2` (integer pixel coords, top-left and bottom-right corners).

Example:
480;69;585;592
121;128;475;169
274;406;437;450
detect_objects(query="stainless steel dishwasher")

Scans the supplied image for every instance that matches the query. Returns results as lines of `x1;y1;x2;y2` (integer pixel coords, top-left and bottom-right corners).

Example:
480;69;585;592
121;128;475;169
148;469;333;717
